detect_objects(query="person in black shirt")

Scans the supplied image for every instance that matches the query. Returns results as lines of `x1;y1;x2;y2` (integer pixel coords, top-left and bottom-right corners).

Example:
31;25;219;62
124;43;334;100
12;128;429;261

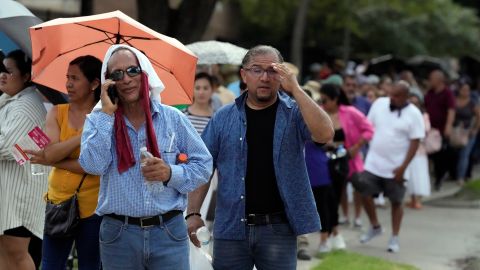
187;45;334;270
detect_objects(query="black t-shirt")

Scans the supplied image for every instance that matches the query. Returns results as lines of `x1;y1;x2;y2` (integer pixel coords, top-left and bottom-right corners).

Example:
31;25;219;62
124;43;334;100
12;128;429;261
245;99;285;214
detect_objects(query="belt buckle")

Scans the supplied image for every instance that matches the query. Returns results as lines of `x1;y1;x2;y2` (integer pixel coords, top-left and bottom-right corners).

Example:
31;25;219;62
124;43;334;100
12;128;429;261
140;217;154;228
247;214;256;226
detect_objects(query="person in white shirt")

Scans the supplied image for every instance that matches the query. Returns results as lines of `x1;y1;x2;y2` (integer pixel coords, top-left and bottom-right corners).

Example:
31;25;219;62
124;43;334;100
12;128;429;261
352;81;425;253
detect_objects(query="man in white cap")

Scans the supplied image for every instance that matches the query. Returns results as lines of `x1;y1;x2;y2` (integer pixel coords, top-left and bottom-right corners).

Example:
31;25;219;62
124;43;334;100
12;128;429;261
79;45;212;269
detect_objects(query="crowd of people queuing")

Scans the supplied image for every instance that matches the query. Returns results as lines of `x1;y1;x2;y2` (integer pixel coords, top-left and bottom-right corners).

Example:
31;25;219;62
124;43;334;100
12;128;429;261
0;43;479;270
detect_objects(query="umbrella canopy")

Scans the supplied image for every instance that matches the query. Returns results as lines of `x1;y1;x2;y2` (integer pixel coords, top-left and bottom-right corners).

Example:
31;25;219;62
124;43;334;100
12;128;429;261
0;32;19;54
30;10;197;105
406;55;455;80
0;0;42;57
187;40;247;65
365;54;406;76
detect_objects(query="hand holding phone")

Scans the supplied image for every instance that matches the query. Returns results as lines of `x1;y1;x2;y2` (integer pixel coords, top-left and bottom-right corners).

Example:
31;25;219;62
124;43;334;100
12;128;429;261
107;85;118;104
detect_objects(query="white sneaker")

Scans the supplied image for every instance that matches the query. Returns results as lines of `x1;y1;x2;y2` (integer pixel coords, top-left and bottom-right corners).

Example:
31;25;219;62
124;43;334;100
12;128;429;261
318;242;331;254
354;218;362;228
360;226;383;243
387;236;400;253
374;195;386;207
338;216;349;225
331;234;346;250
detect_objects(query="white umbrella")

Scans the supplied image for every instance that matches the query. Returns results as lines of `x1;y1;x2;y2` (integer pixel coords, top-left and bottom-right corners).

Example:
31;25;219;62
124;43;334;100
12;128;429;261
0;0;42;57
187;40;247;65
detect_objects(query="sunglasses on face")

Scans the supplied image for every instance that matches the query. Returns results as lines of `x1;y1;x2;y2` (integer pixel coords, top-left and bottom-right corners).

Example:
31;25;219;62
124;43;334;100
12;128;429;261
244;66;278;78
108;66;142;81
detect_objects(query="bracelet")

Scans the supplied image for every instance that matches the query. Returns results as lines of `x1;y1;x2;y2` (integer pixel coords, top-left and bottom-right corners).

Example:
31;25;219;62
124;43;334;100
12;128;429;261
185;212;201;220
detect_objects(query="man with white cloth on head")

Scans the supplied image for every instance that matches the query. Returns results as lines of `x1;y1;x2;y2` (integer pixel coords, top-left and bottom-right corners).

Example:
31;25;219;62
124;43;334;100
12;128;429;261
79;44;212;270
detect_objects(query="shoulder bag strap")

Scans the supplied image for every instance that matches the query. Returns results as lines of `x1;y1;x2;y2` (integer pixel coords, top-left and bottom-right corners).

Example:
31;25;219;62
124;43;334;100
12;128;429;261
75;174;88;193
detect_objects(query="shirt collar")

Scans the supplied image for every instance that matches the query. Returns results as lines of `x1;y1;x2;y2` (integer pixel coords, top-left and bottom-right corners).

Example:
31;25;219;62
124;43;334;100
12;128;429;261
235;90;293;111
150;97;162;115
2;86;35;104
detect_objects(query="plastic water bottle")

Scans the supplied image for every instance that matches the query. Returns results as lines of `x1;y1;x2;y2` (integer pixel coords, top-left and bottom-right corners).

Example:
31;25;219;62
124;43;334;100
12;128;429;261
336;144;347;158
196;226;211;246
140;146;164;193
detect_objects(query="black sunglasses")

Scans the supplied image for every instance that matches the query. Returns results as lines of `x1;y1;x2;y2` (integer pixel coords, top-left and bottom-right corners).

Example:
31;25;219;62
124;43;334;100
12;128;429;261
109;66;142;81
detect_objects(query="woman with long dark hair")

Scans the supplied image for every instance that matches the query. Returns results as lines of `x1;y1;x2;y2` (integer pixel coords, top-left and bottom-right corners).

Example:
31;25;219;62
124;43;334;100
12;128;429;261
27;55;103;269
320;83;374;245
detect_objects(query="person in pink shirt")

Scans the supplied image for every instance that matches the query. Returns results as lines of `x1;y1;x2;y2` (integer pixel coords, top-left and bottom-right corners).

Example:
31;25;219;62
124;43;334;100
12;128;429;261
320;83;374;228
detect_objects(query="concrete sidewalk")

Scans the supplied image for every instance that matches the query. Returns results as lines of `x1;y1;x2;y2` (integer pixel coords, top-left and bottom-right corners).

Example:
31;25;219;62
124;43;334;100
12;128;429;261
297;181;480;270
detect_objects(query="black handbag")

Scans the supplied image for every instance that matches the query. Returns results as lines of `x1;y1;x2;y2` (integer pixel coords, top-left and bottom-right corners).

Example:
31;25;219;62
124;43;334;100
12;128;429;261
326;146;350;181
44;174;87;238
328;155;350;180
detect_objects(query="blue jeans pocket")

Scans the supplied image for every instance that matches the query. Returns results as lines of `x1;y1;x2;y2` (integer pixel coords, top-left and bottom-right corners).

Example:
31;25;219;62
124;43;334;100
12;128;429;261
268;223;294;236
99;218;124;245
163;215;188;241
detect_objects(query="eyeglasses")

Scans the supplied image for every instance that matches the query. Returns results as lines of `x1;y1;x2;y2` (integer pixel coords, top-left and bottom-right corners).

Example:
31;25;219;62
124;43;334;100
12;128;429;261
108;66;142;81
244;66;278;78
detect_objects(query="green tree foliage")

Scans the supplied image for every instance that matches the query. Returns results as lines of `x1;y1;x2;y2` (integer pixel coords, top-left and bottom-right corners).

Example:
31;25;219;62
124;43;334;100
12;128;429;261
234;0;480;58
234;0;298;46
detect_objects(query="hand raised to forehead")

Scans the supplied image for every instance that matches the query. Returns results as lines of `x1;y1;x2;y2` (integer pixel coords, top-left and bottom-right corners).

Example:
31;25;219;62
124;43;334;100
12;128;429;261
272;63;300;94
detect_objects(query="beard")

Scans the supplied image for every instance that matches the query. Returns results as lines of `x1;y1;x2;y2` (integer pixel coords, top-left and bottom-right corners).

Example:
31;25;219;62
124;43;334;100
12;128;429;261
254;88;276;103
257;94;274;102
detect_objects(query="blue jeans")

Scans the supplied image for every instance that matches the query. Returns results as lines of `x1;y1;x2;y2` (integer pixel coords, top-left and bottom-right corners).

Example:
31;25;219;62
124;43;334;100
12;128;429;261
212;223;297;270
457;136;477;179
99;214;189;270
41;214;102;270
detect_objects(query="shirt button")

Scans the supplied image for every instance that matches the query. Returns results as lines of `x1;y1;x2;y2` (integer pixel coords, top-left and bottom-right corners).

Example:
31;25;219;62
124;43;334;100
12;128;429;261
240;218;245;222
241;177;244;181
240;137;243;141
240;195;244;199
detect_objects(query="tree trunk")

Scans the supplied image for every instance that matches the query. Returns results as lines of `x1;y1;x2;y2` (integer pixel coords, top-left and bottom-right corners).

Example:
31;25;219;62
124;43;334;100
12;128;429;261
137;0;170;34
342;27;351;64
136;0;217;43
80;0;93;16
172;0;218;43
291;0;311;79
342;0;351;63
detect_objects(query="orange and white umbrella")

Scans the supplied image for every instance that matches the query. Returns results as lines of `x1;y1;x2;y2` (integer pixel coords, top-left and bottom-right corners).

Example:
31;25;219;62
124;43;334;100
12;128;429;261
29;10;197;105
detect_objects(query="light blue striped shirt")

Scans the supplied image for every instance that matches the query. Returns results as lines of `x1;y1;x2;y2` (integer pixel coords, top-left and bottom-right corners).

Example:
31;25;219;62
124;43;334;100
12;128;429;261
79;99;212;217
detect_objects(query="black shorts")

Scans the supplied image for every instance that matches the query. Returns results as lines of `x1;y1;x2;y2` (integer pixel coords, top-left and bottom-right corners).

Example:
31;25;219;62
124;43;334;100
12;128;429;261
352;171;406;204
312;185;338;233
3;226;33;238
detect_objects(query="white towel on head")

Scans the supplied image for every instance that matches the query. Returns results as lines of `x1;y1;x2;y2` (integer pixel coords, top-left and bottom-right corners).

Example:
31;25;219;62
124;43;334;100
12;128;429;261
93;44;165;111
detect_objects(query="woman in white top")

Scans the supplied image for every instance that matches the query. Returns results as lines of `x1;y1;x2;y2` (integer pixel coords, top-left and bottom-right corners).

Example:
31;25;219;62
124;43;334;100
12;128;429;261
0;50;48;270
183;72;215;135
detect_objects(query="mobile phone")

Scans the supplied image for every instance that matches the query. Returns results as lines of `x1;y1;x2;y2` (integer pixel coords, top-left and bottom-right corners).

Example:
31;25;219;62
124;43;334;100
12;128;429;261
107;85;118;104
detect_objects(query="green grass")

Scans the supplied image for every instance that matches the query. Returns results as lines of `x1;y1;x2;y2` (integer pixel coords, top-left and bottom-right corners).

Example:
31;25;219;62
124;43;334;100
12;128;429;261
455;179;480;200
312;251;419;270
464;179;480;193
